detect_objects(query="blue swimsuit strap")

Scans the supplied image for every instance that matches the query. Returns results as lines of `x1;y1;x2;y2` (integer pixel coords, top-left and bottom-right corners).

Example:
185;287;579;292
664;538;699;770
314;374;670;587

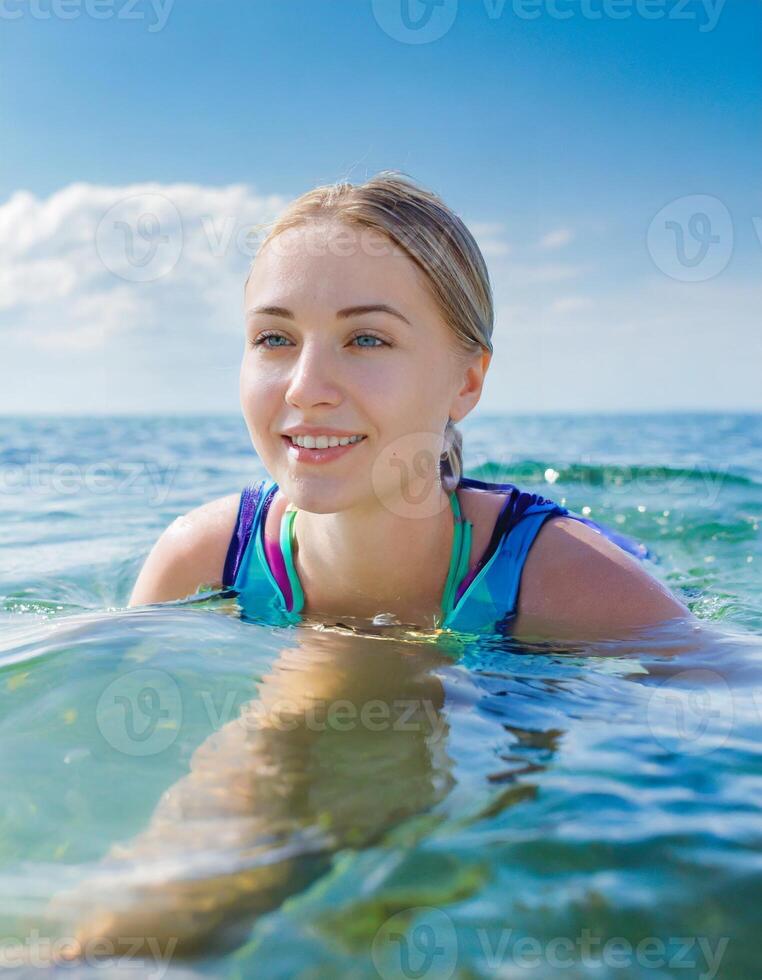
222;479;267;586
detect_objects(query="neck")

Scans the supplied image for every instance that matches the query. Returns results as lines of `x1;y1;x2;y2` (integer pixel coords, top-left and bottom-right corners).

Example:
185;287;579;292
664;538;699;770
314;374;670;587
289;486;457;628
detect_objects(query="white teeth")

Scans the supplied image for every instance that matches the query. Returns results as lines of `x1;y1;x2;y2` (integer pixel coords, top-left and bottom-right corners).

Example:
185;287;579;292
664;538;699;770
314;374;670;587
289;434;365;449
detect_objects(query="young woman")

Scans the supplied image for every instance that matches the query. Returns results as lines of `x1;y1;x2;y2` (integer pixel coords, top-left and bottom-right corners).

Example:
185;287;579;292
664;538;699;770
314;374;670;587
129;171;692;642
56;173;697;960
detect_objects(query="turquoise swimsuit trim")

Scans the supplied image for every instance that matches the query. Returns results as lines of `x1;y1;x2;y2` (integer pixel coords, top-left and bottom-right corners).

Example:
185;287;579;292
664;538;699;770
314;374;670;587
277;489;474;625
225;476;651;636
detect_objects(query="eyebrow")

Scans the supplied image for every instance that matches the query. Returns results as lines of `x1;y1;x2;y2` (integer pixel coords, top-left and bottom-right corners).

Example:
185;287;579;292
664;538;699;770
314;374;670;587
245;303;412;326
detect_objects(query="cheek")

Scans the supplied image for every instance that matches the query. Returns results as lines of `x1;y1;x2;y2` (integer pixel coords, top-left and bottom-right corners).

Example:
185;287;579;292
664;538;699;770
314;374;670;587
358;358;442;424
241;357;274;397
239;366;279;425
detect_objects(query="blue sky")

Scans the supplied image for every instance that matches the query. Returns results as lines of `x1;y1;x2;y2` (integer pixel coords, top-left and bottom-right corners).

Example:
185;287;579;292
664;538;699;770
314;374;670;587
1;0;760;414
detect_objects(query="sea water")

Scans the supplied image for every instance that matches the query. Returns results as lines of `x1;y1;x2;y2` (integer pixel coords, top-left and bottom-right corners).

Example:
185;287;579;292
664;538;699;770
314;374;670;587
0;413;760;978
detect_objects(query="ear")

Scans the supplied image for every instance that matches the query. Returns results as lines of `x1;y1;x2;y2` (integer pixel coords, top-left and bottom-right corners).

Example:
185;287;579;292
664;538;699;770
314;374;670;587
449;348;492;423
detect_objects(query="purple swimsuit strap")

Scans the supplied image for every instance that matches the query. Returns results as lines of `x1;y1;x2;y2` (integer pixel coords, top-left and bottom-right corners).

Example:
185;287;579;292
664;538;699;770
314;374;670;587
222;480;267;586
261;492;294;610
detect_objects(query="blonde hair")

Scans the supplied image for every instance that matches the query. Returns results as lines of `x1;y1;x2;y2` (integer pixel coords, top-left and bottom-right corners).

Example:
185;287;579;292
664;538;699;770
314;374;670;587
247;170;494;492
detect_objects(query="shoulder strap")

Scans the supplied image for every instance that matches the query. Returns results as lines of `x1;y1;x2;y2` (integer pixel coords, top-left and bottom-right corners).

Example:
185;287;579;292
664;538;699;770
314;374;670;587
465;481;569;575
222;479;268;586
494;501;651;633
498;502;569;616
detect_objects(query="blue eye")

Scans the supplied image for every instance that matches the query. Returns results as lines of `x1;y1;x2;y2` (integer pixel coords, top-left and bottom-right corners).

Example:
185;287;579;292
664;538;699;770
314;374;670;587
354;334;386;347
250;332;390;349
250;333;289;349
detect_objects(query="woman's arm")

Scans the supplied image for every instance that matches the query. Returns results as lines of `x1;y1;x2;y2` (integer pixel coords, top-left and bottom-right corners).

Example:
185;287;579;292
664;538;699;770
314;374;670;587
128;493;240;606
510;516;695;643
50;630;454;960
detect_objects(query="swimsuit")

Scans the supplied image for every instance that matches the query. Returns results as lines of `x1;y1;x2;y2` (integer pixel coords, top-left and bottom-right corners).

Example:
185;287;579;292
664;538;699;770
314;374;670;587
221;476;650;635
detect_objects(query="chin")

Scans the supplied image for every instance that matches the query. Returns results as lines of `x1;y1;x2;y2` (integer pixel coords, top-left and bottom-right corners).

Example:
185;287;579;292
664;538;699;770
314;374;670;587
279;473;369;515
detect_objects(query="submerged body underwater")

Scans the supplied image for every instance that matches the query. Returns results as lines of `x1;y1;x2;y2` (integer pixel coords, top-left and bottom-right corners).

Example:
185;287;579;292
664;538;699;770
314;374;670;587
0;413;760;978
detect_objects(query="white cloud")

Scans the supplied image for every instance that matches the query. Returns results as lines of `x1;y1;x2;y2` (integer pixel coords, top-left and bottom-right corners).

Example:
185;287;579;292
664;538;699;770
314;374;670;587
548;295;594;314
0;182;288;351
466;221;512;257
507;262;586;284
0;188;518;358
538;227;574;250
2;183;760;413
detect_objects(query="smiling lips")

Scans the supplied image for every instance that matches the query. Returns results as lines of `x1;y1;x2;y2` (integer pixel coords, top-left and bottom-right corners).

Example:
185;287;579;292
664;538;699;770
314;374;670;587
282;433;367;462
287;433;366;449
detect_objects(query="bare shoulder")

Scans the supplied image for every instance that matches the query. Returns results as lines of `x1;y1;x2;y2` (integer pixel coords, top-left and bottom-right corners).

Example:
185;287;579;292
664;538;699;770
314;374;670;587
510;515;694;641
127;491;242;608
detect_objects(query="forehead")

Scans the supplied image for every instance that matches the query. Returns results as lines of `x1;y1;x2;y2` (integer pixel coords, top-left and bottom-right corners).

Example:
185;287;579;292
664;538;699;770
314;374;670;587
245;220;436;313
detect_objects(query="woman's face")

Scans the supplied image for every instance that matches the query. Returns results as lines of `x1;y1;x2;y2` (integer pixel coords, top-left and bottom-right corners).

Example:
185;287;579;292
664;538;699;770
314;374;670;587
240;219;488;514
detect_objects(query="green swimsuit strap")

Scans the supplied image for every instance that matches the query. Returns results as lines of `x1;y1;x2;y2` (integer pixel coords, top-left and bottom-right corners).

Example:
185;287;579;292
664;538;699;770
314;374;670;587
439;489;473;621
279;491;472;622
280;505;305;614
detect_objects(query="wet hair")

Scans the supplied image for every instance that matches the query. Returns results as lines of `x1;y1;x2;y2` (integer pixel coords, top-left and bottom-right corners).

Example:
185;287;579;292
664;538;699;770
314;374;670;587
246;170;494;492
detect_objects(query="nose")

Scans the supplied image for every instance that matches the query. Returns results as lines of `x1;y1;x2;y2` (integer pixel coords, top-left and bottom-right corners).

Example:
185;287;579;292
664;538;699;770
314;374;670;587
284;339;343;411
